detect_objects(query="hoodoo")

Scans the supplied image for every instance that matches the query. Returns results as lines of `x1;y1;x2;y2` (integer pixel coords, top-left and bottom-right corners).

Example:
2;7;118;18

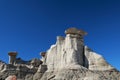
8;52;17;65
0;27;120;80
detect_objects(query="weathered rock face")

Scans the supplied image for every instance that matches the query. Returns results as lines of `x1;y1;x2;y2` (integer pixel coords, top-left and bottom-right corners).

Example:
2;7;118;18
0;27;120;80
40;68;120;80
84;46;114;71
36;27;120;80
0;60;6;72
0;58;41;80
45;28;86;72
44;28;114;72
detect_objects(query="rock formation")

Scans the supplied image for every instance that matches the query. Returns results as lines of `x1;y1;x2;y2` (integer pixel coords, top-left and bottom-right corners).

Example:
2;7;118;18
0;27;120;80
0;52;42;80
8;52;17;65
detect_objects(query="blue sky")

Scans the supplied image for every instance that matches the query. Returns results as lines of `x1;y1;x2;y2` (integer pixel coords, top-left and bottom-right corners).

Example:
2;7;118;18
0;0;120;70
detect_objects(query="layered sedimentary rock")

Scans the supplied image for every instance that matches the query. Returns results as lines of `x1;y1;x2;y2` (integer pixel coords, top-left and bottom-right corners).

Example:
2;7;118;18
0;27;120;80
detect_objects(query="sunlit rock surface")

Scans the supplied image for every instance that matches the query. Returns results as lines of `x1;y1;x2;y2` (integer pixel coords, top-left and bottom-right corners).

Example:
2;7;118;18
0;28;120;80
84;46;114;71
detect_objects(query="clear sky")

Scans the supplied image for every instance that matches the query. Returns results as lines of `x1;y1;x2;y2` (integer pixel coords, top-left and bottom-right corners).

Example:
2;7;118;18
0;0;120;70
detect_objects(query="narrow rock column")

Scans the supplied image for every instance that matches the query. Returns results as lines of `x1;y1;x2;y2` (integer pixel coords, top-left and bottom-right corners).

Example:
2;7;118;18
8;52;17;65
64;28;87;67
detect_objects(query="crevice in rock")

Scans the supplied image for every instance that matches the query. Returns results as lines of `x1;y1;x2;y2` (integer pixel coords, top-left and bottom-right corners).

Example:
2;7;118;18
48;75;55;80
